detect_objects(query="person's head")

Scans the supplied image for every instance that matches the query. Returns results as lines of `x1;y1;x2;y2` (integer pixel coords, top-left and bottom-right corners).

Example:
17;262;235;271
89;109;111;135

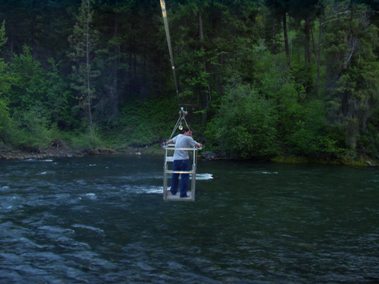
182;127;192;136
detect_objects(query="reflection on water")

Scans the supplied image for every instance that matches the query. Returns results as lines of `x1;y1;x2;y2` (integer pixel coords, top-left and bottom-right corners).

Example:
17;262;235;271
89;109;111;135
0;156;378;283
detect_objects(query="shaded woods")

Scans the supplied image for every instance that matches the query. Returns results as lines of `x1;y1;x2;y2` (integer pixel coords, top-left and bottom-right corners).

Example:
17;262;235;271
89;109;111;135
0;0;378;163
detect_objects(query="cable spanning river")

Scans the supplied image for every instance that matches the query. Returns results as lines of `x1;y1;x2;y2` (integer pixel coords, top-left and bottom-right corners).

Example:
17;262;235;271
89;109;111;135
0;155;378;283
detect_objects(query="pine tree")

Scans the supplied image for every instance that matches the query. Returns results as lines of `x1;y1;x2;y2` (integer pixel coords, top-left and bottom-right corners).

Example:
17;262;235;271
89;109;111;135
0;20;11;96
323;1;379;152
266;0;291;65
0;20;6;49
0;21;13;143
68;0;99;131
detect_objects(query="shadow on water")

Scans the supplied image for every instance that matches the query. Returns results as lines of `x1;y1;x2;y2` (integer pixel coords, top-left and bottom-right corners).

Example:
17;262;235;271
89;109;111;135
0;156;378;283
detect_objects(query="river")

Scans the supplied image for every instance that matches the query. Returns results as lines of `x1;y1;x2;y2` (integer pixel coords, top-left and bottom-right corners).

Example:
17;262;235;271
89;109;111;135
0;155;378;283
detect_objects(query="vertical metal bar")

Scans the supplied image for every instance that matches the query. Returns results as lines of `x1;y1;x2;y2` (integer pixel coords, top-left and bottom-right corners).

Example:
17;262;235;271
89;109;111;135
163;147;168;200
191;148;196;201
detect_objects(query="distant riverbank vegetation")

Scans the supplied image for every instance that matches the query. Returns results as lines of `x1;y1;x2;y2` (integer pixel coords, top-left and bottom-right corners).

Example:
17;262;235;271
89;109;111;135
0;0;378;164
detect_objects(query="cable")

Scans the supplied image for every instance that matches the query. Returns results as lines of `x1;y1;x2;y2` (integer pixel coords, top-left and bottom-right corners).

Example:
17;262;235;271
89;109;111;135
160;0;179;97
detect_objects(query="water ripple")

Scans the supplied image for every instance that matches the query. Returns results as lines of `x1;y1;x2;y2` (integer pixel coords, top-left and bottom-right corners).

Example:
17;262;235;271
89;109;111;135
0;157;378;283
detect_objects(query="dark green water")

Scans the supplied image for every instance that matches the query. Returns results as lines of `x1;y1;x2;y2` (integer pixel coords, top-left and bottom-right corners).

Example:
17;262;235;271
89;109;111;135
0;155;378;283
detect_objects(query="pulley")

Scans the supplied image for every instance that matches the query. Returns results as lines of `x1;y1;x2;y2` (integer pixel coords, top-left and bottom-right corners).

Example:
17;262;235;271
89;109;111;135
168;107;190;139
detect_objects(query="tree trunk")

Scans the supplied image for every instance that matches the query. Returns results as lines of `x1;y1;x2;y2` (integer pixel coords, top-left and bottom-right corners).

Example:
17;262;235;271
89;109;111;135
304;16;311;66
85;0;93;130
316;18;322;94
346;117;358;151
111;14;119;117
303;16;313;94
311;21;321;95
30;0;36;55
282;12;290;66
198;12;210;126
199;12;204;42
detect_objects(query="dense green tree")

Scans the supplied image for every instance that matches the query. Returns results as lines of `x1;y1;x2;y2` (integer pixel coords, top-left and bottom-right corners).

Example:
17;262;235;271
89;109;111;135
323;1;379;153
0;99;12;144
266;0;291;64
288;100;341;156
5;46;70;147
289;0;322;65
0;21;11;96
206;85;279;158
44;60;73;129
68;0;100;131
0;20;5;48
93;0;165;123
287;0;323;95
91;0;124;122
0;0;378;160
7;46;49;110
0;20;13;144
170;1;262;124
0;0;79;61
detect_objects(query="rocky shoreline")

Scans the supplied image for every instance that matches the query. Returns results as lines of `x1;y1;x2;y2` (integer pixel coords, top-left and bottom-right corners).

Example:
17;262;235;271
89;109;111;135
0;144;377;167
0;143;118;160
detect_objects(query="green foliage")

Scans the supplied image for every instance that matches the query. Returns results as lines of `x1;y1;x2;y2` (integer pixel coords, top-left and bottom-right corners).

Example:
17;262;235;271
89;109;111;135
171;1;263;119
1;44;72;149
0;0;378;164
0;21;15;145
0;20;6;50
12;107;54;149
7;47;71;127
0;22;14;97
287;100;341;156
44;59;73;129
0;99;13;143
69;127;104;149
323;1;379;152
115;97;178;147
206;85;279;158
68;0;100;129
8;46;49;109
358;107;379;158
0;59;13;96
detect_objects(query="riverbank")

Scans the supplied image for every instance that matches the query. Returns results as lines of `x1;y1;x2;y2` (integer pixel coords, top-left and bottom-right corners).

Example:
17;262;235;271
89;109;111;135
0;142;117;160
1;143;377;167
271;155;378;167
0;141;163;160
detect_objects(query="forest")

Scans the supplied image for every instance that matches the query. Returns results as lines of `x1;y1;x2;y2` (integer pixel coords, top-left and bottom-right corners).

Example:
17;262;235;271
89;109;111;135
0;0;379;164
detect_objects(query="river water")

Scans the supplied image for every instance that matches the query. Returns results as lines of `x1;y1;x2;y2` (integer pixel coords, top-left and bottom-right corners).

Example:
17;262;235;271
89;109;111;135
0;155;378;283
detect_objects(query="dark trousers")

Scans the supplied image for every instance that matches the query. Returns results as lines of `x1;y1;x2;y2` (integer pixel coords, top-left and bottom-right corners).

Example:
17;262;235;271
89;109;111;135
170;159;190;197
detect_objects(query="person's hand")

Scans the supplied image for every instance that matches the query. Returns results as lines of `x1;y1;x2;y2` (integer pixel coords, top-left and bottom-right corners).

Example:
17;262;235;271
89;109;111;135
161;140;169;147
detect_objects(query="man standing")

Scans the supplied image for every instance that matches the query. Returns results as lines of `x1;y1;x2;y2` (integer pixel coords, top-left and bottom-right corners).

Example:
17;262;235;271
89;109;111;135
166;128;202;198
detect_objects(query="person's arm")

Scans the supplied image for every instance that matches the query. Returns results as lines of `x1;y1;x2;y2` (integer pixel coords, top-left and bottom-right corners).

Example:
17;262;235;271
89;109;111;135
166;135;177;145
188;137;202;148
